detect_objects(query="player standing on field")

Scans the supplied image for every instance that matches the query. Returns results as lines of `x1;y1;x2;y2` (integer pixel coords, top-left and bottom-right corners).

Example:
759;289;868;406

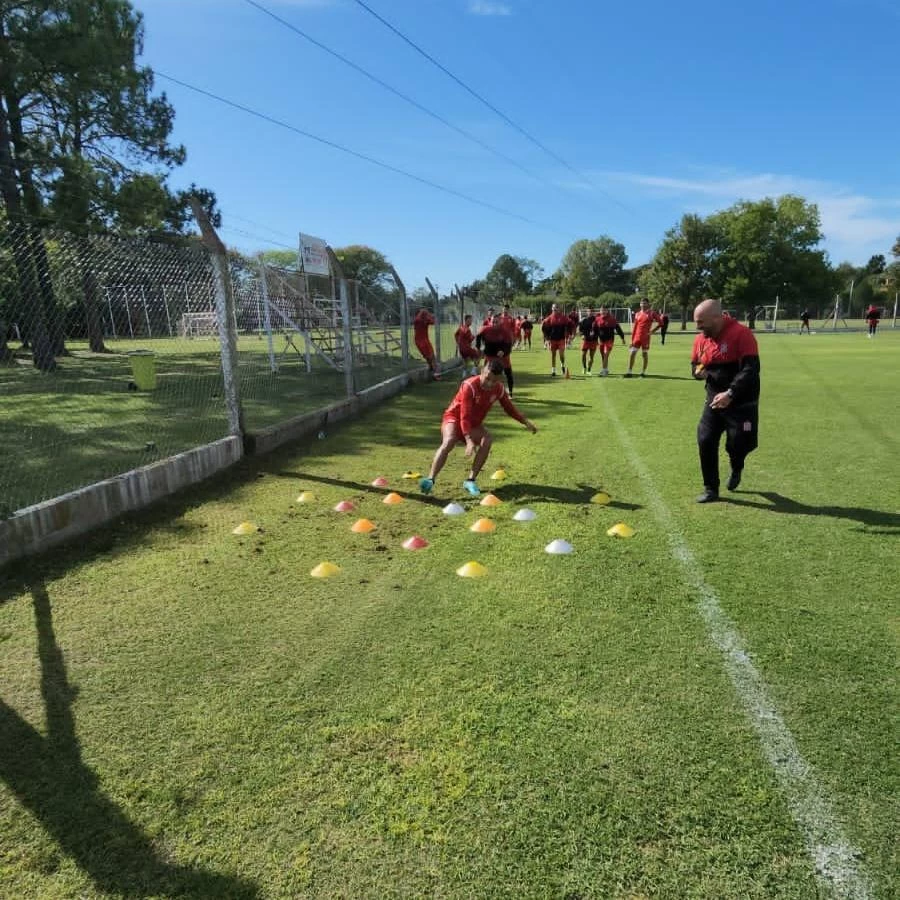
541;303;571;376
625;298;662;378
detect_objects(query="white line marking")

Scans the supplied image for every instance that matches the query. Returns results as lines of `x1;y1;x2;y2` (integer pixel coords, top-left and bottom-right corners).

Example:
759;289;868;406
601;392;872;899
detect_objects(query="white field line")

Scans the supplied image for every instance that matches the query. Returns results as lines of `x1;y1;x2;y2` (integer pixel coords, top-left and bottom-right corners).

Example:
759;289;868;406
601;392;871;899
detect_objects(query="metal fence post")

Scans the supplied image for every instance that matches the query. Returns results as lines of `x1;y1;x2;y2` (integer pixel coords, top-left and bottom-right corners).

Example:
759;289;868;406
190;198;245;439
426;277;441;366
257;254;278;373
390;265;409;368
338;276;354;397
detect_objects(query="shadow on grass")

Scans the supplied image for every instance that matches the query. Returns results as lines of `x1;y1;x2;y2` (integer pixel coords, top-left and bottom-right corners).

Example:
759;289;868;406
492;482;643;510
0;581;258;898
724;491;900;533
272;470;446;507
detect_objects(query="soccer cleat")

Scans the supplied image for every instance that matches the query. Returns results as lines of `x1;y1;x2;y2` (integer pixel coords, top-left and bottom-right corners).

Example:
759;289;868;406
463;479;480;496
551;368;557;376
696;489;719;504
727;469;742;491
419;477;434;495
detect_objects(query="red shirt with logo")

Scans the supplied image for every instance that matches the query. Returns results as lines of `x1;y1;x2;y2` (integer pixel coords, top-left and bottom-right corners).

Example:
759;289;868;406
691;316;760;403
443;375;526;435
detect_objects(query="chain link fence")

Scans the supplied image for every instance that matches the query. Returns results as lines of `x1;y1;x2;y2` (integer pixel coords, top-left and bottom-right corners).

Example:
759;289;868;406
0;217;460;517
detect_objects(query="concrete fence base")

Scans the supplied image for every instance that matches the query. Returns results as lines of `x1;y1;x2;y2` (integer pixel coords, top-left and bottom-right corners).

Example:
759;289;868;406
1;364;447;567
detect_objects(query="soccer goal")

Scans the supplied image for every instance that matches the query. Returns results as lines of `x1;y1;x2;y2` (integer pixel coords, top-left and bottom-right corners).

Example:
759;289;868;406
180;311;218;339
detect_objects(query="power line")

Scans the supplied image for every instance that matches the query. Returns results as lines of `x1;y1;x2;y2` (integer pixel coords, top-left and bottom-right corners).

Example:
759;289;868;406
156;71;577;238
350;0;634;214
219;223;297;250
242;0;550;190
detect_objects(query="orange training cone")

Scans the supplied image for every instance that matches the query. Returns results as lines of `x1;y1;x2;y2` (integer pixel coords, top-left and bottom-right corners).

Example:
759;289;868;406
383;492;404;505
480;493;502;507
470;518;496;533
351;518;376;533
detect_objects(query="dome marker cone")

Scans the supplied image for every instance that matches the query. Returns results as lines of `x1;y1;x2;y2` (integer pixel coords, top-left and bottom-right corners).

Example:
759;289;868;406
383;492;404;505
333;500;356;512
351;518;376;533
371;476;389;487
232;521;258;535
457;561;487;578
470;518;496;533
490;468;507;481
545;539;574;554
401;471;421;480
513;508;536;522
591;492;611;505
442;502;465;516
296;491;315;503
402;535;429;550
480;493;502;507
607;523;635;538
310;561;341;578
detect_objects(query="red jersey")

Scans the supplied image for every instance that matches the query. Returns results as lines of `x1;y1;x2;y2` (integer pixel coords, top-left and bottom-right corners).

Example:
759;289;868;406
865;306;880;323
632;310;662;340
443;375;526;435
454;324;475;354
541;312;570;341
496;313;516;342
691;316;760;402
413;309;434;338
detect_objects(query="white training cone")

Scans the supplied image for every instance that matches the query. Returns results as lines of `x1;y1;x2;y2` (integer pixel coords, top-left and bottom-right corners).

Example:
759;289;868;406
512;508;537;522
442;502;465;516
544;539;574;555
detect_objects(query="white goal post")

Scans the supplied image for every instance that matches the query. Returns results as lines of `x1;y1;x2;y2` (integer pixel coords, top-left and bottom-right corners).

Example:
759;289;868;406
180;311;218;339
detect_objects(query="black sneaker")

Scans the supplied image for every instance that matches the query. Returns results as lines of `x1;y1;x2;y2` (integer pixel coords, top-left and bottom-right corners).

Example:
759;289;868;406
696;489;719;504
727;469;742;491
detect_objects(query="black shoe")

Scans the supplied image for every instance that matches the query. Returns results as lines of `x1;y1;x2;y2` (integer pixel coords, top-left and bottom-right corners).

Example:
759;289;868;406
623;372;633;378
727;469;742;491
639;372;646;378
696;489;719;504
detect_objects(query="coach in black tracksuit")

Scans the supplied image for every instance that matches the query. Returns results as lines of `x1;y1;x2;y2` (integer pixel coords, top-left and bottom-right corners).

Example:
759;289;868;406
691;299;761;504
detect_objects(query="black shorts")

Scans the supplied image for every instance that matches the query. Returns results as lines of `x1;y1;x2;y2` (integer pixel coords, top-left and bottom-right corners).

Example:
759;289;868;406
698;402;759;457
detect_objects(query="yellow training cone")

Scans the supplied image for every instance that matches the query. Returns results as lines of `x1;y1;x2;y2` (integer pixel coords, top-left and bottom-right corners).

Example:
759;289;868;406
401;471;421;479
232;521;258;535
383;492;404;505
480;493;502;507
591;492;611;505
490;468;507;481
470;518;496;533
351;518;376;533
607;523;635;538
456;561;488;578
296;491;315;503
310;561;341;578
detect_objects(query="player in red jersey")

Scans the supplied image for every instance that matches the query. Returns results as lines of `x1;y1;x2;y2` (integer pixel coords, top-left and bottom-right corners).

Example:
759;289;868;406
624;298;662;377
520;314;534;349
476;315;515;395
691;299;761;503
454;314;481;377
418;359;537;497
541;303;571;376
413;307;439;378
578;307;600;375
496;304;517;342
865;304;881;338
594;306;626;376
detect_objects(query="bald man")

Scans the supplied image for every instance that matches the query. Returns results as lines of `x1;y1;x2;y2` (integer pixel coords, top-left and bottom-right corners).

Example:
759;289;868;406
691;300;761;503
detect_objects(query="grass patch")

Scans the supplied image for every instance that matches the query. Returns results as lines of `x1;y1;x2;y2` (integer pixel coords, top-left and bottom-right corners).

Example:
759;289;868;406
0;328;897;897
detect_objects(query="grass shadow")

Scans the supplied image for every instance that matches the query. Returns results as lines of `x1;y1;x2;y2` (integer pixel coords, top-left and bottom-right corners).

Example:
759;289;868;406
0;580;259;898
724;491;900;533
492;482;642;509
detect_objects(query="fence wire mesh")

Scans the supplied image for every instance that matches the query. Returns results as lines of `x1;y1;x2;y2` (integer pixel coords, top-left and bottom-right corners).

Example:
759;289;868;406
0;220;448;517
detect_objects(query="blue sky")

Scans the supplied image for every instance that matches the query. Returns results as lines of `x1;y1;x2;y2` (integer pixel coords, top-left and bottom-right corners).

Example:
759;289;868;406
135;0;900;293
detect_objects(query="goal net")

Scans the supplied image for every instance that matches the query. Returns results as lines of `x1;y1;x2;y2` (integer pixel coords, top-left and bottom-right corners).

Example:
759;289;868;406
180;311;218;339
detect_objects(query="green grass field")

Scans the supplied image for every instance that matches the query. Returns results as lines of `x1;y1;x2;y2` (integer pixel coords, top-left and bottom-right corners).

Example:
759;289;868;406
0;328;897;898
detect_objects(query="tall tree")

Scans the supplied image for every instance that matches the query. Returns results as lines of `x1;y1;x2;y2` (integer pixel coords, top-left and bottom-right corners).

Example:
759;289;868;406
639;214;716;328
707;196;831;326
556;236;628;298
333;244;392;289
483;253;529;301
864;254;886;275
892;235;900;258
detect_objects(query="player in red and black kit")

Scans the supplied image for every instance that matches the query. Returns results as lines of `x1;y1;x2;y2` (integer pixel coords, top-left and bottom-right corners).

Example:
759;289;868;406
454;314;481;377
865;304;881;338
520;314;534;349
594;306;626;376
541;303;570;376
418;359;537;497
625;298;662;377
691;299;761;503
413;307;439;378
578;308;600;375
799;309;811;335
476;315;516;395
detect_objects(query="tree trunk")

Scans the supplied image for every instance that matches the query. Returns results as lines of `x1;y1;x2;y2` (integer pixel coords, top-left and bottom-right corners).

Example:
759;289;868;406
0;96;56;370
681;304;689;330
0;321;12;364
76;239;108;352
